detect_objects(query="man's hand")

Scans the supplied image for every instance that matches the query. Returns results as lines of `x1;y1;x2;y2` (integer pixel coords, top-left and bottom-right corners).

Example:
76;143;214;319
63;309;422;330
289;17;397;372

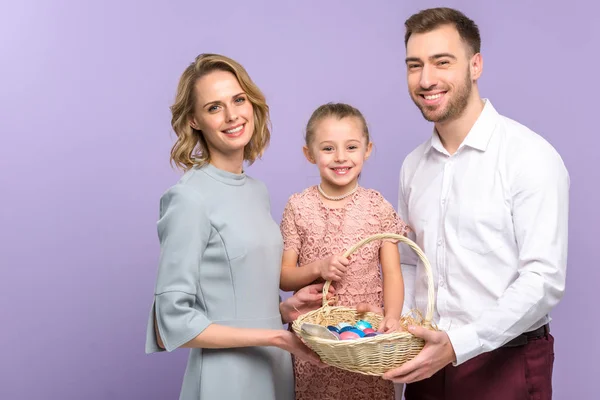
280;283;336;323
382;325;456;383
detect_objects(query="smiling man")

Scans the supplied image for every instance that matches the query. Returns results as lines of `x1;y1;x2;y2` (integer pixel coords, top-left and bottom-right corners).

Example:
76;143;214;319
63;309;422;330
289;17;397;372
385;7;569;400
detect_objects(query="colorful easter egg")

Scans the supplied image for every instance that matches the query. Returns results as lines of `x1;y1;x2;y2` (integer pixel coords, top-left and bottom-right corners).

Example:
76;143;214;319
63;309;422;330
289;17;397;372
339;326;355;334
339;331;360;340
355;320;373;330
327;326;340;333
337;322;352;329
349;328;365;338
364;332;379;338
362;328;376;335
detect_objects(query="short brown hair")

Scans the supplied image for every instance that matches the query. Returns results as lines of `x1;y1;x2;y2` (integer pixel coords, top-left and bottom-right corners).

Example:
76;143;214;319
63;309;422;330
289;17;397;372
305;103;370;147
404;8;481;55
169;54;271;171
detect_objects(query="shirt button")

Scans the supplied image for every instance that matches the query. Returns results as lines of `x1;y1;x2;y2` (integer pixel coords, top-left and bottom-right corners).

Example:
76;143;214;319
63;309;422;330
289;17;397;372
439;281;445;287
437;239;443;246
441;199;446;204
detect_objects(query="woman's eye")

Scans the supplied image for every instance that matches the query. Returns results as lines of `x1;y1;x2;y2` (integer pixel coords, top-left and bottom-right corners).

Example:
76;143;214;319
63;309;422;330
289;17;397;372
208;105;219;112
235;96;246;104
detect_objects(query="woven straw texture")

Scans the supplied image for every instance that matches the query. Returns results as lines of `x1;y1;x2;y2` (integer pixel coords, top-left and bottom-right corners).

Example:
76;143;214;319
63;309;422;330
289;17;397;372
292;233;435;376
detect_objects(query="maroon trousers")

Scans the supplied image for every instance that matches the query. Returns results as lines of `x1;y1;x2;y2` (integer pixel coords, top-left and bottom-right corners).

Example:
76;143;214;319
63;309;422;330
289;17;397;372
404;333;554;400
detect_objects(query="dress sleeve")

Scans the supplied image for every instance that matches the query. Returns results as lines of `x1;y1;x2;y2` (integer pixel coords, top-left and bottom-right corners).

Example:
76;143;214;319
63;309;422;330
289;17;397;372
378;195;409;246
145;185;213;353
280;198;301;254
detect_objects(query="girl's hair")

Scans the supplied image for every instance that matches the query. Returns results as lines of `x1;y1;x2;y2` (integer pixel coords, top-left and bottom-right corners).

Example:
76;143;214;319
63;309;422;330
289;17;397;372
305;103;370;147
169;53;271;171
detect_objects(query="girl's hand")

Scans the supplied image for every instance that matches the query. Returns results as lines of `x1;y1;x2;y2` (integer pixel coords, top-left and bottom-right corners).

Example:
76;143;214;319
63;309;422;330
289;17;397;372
378;316;402;333
319;253;350;281
275;331;323;366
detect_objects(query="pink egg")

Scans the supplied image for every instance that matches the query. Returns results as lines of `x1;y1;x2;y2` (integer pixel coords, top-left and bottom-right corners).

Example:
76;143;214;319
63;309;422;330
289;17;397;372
339;331;360;340
362;328;376;334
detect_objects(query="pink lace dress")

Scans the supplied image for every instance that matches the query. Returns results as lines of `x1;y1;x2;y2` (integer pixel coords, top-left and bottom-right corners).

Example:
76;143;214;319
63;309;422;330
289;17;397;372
281;186;408;400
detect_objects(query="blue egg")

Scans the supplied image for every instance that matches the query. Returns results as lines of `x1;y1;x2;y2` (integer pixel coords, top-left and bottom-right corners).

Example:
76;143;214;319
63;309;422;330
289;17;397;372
327;325;340;333
339;326;355;333
355;320;373;330
349;328;366;338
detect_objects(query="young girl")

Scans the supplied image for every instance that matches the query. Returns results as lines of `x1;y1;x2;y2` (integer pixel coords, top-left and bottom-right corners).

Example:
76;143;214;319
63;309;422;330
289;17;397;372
280;103;408;399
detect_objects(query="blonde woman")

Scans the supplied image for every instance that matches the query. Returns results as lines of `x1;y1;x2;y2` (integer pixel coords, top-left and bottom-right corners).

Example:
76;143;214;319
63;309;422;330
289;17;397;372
145;54;328;400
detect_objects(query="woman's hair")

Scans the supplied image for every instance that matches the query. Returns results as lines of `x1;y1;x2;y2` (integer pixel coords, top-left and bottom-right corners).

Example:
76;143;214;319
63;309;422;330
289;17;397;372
169;53;271;171
305;102;370;147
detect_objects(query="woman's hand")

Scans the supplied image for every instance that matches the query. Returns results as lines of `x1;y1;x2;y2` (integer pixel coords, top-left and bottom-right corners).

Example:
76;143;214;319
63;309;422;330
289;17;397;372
274;331;323;365
280;283;335;323
319;253;350;281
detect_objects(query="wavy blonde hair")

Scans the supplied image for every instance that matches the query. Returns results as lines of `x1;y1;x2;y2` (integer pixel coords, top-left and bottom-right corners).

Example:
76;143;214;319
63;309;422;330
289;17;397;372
169;54;271;171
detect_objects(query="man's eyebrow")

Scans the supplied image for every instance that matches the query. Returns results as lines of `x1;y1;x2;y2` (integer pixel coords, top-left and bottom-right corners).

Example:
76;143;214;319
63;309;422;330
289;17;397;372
405;53;457;64
430;53;457;61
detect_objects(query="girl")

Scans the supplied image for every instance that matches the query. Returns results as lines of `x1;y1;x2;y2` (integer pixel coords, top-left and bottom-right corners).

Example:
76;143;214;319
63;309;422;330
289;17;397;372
145;53;330;400
280;103;408;400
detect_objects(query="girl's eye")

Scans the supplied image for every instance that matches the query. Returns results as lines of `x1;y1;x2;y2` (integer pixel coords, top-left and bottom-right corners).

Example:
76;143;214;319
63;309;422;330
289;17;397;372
322;147;334;152
348;145;358;150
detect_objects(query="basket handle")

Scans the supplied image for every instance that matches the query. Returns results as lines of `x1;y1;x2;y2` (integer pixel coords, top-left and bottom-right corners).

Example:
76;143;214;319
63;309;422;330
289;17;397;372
321;233;435;323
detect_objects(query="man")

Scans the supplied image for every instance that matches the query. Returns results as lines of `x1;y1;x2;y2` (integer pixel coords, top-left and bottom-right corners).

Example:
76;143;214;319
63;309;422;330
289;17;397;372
383;7;569;400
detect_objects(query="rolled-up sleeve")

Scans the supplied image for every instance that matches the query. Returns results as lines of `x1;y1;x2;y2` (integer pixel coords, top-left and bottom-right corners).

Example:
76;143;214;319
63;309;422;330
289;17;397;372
145;185;213;353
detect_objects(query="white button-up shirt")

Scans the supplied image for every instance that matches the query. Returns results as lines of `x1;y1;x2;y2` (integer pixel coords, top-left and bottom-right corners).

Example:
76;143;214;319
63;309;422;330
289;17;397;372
398;100;569;365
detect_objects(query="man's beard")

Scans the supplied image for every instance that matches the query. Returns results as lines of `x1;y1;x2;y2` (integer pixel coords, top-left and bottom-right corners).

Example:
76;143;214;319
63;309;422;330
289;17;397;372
414;70;472;123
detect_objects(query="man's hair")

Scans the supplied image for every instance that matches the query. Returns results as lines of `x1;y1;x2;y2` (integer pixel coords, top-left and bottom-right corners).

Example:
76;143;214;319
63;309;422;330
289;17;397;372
405;7;481;55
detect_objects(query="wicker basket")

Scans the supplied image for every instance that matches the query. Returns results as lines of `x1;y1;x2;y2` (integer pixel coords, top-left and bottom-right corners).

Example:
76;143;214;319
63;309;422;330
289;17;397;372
291;233;435;376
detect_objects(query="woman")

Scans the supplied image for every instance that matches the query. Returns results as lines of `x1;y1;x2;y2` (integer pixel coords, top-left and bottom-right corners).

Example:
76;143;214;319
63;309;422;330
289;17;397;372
145;53;329;400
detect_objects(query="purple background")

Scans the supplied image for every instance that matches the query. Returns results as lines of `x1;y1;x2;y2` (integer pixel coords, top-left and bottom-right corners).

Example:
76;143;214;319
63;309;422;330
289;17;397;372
1;1;597;399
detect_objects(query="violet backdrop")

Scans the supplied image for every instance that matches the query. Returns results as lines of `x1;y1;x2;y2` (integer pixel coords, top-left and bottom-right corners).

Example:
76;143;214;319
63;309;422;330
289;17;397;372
1;0;597;399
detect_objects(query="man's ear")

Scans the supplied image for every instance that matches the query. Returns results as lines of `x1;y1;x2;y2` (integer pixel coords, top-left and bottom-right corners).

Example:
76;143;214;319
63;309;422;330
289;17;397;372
470;53;483;81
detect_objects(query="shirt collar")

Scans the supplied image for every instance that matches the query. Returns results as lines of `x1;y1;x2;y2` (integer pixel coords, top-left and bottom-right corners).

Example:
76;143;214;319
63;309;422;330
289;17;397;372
426;99;499;155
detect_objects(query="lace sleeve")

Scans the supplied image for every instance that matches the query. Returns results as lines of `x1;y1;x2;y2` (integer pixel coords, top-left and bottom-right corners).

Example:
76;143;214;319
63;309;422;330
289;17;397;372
280;199;301;253
378;196;409;245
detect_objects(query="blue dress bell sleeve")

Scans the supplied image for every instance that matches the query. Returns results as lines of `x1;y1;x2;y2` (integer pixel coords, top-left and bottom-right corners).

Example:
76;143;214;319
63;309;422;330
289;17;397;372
145;185;213;353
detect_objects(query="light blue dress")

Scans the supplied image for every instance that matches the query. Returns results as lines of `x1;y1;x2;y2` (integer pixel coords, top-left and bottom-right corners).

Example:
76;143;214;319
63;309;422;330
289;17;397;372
145;164;294;400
